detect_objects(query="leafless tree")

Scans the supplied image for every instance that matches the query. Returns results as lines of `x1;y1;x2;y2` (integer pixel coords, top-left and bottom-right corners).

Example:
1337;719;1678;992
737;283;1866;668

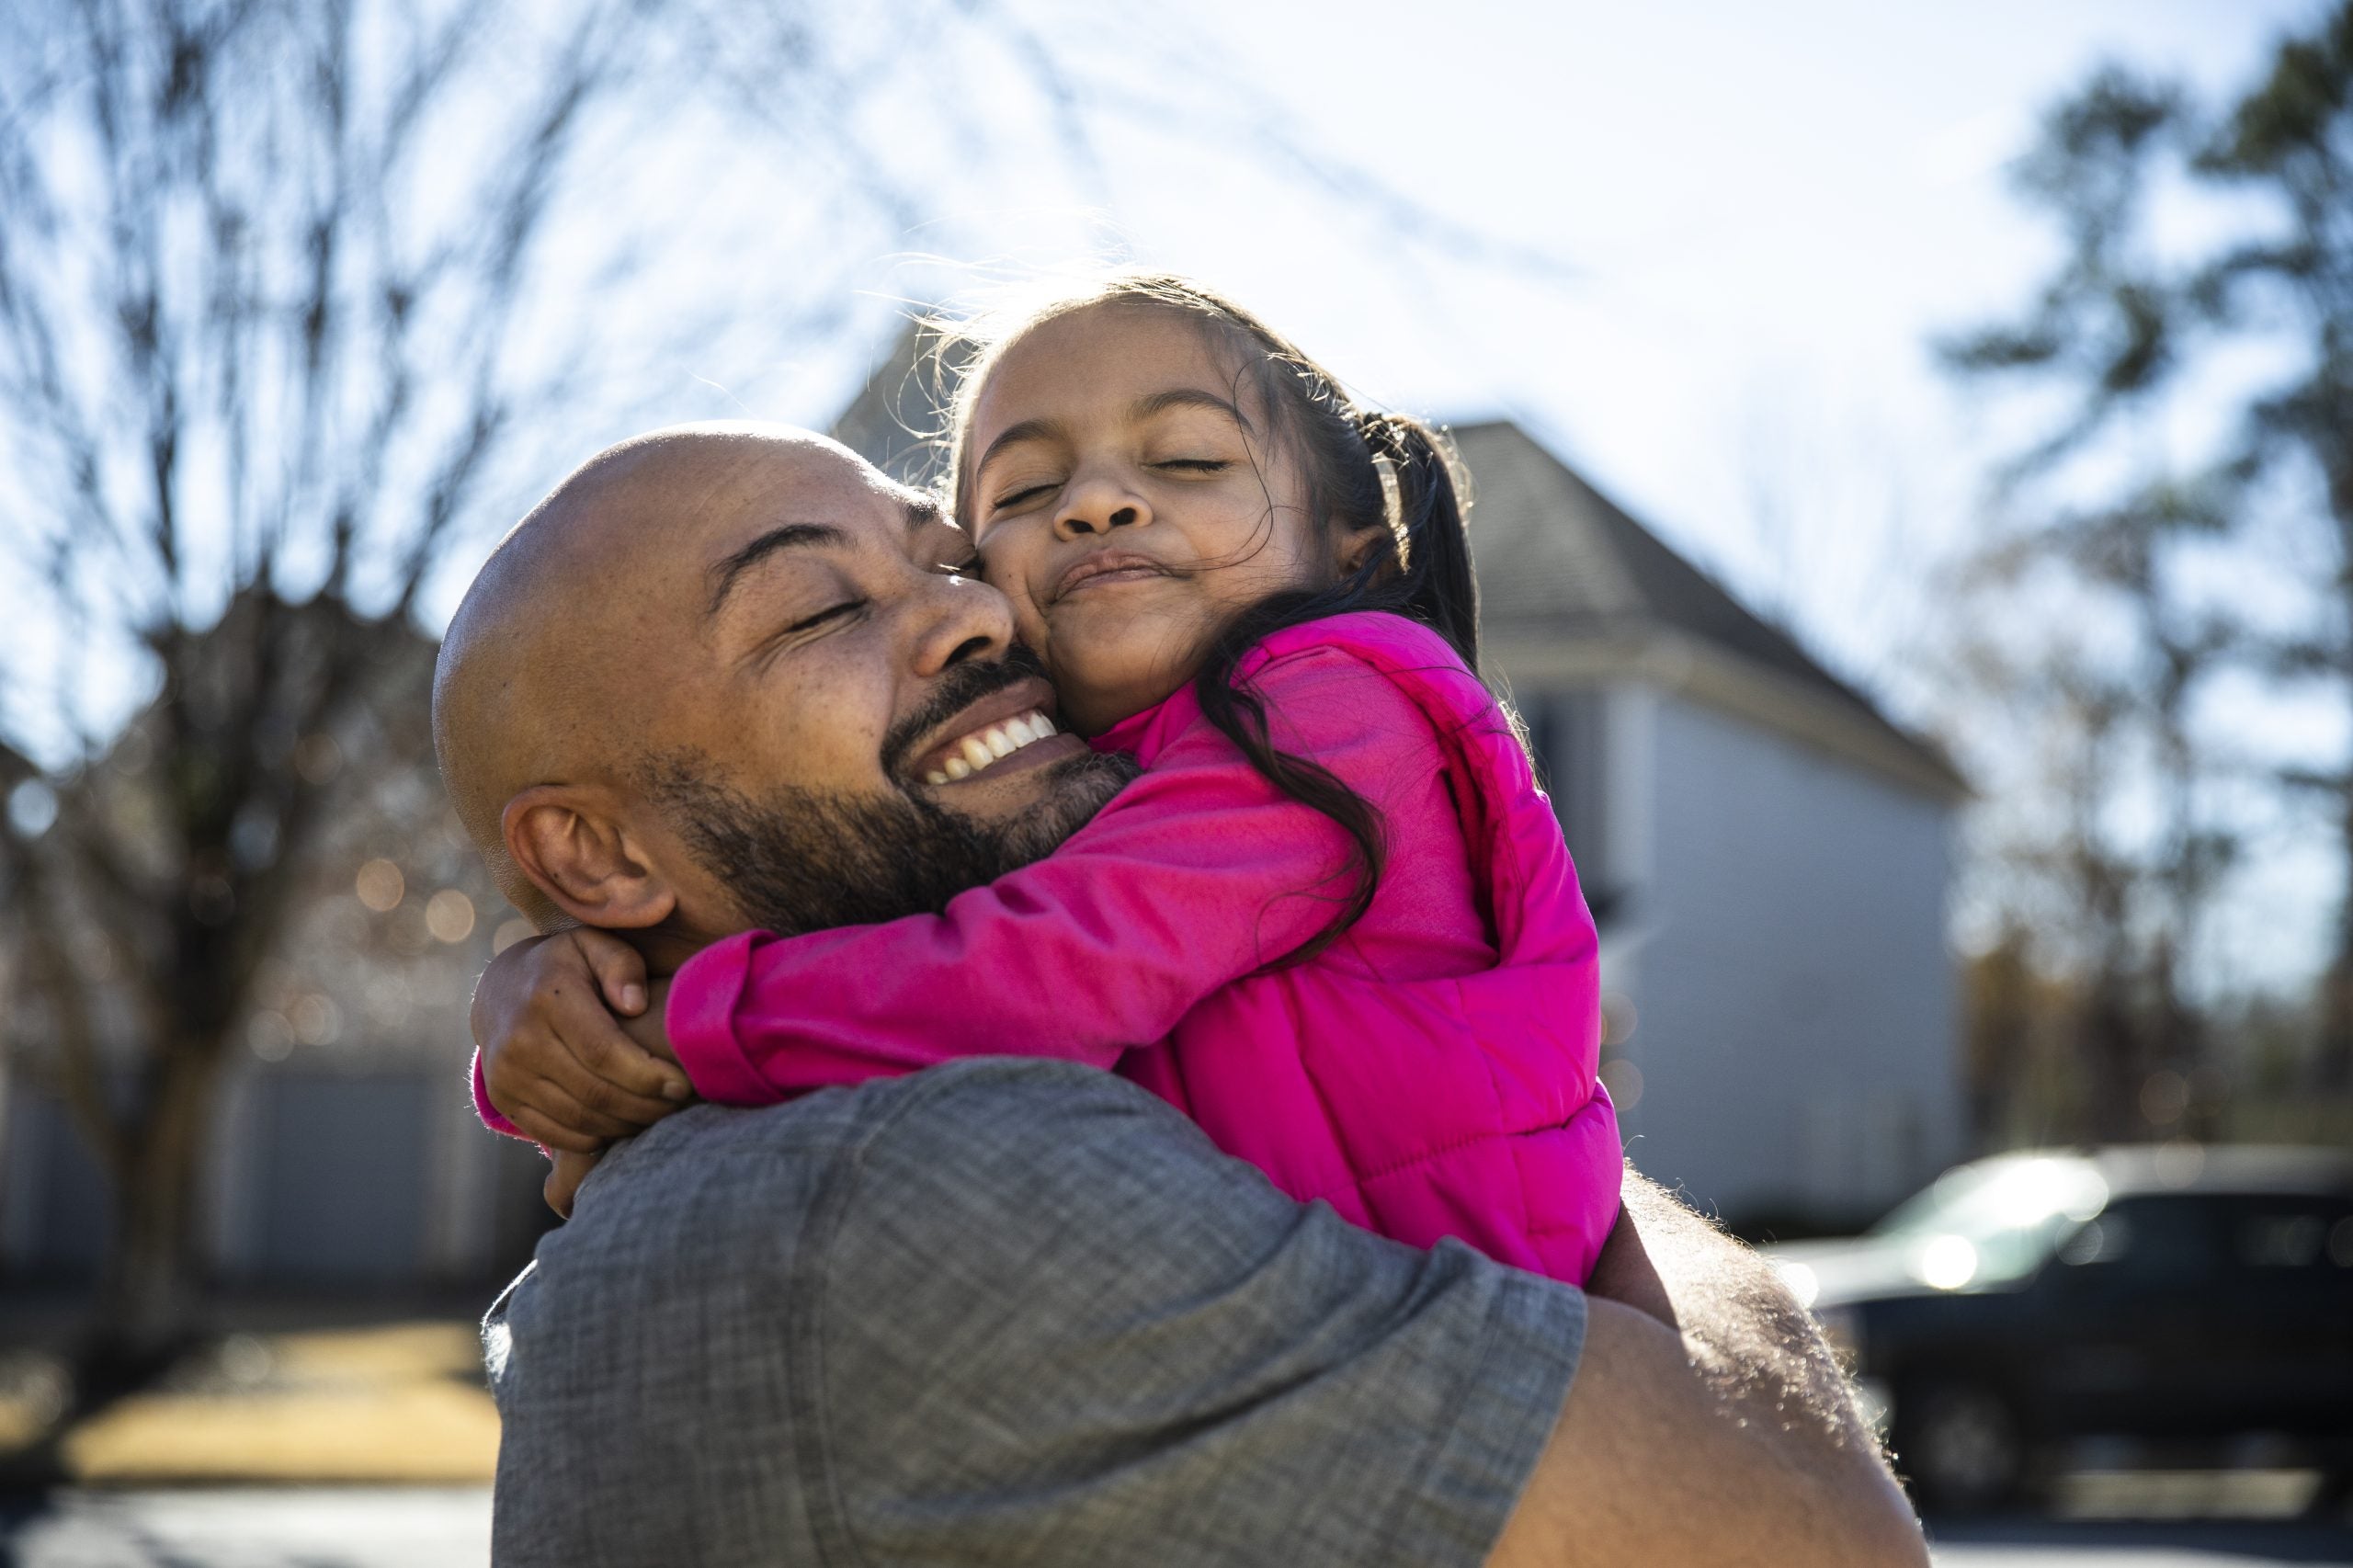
0;0;1120;1374
0;0;698;1375
1935;494;2240;1144
1945;8;2353;1088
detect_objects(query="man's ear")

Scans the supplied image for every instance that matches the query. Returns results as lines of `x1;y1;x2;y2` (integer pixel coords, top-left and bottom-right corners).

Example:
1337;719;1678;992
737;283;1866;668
503;784;677;931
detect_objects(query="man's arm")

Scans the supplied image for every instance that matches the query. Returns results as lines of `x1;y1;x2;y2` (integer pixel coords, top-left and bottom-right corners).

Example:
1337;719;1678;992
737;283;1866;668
819;1063;1921;1568
1487;1169;1928;1567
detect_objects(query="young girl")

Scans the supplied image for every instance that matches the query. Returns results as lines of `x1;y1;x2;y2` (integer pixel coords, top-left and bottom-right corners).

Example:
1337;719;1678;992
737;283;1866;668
474;273;1621;1283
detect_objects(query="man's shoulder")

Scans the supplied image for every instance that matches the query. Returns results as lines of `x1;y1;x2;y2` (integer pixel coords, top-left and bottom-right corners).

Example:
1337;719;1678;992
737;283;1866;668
487;1056;1588;1568
492;1061;1198;1398
804;1063;1590;1568
568;1059;1195;1239
635;1057;1177;1159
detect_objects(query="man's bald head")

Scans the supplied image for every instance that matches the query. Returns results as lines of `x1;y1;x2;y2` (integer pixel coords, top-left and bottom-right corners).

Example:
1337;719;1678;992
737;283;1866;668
432;422;892;925
432;419;1131;959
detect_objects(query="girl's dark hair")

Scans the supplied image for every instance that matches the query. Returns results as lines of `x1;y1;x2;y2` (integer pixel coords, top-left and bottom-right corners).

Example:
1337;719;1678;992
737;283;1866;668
936;273;1483;968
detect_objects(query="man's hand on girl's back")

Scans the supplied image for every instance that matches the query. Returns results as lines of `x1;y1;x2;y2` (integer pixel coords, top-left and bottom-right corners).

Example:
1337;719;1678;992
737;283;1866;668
471;926;693;1154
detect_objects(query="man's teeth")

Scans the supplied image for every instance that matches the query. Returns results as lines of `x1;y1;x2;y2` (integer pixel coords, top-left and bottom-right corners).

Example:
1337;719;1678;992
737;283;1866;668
922;711;1058;785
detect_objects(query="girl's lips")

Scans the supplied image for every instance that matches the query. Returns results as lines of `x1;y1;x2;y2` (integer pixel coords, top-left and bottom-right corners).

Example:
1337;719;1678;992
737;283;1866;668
1051;551;1173;602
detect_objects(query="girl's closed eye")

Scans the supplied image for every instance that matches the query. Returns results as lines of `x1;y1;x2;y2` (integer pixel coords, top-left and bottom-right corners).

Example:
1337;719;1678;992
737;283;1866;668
991;479;1061;515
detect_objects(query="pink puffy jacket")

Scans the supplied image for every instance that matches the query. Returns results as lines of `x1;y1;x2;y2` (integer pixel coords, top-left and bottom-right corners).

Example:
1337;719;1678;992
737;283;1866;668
665;611;1621;1283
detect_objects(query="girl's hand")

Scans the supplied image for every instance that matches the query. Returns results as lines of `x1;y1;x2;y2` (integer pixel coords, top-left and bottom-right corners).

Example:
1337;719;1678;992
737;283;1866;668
545;1148;600;1219
472;928;693;1153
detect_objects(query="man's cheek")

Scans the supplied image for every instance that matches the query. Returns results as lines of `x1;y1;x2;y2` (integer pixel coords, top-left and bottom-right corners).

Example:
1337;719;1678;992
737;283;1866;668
768;669;893;790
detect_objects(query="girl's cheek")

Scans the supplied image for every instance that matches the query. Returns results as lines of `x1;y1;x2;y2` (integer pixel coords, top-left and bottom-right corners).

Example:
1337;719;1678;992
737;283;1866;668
980;565;1048;650
1013;597;1051;654
977;545;1050;646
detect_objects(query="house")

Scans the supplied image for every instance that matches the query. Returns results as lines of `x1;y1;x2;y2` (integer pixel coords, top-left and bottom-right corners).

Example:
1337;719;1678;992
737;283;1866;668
830;337;1967;1228
1454;422;1967;1228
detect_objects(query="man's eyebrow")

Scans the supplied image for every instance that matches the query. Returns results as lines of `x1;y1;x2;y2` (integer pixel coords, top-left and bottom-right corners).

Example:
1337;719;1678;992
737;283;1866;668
902;494;946;532
706;522;846;619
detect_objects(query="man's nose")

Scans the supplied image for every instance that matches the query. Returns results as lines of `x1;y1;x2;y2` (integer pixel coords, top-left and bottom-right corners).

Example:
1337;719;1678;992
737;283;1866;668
1053;472;1152;541
907;560;1017;677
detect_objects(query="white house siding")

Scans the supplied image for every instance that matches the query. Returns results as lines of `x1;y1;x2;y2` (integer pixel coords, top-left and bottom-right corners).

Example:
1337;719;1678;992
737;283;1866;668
1593;688;1960;1226
2;1063;550;1290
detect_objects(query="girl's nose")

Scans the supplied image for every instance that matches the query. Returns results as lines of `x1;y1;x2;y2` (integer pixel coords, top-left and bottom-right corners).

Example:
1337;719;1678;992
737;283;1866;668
1053;477;1150;540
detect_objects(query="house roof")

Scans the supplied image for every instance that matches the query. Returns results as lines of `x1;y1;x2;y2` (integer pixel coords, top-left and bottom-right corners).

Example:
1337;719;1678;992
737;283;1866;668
828;321;960;491
1452;421;1967;803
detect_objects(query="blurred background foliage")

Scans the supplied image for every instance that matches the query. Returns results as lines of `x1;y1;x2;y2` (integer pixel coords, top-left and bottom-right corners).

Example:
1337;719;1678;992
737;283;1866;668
1941;4;2353;1153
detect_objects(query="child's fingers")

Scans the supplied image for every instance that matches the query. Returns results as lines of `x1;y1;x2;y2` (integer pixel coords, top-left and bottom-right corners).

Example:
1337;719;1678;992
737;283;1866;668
570;928;650;1017
515;1075;654;1142
529;979;682;1119
506;1104;608;1155
547;1046;680;1126
540;1008;684;1120
544;1149;601;1218
571;1017;692;1107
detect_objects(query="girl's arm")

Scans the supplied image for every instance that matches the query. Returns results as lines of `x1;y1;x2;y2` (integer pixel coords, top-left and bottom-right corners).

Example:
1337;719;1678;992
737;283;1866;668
671;642;1446;1104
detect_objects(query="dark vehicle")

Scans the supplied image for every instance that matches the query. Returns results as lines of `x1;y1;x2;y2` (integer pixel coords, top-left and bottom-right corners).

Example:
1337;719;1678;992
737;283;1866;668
1765;1145;2353;1512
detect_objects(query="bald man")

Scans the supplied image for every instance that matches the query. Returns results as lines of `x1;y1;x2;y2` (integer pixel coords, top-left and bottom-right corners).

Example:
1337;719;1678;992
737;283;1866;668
436;423;1133;965
438;425;1926;1567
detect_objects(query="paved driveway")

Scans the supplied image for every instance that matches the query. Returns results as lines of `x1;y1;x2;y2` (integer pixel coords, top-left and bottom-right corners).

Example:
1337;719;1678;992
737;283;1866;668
4;1490;2350;1566
2;1489;491;1568
1928;1519;2353;1567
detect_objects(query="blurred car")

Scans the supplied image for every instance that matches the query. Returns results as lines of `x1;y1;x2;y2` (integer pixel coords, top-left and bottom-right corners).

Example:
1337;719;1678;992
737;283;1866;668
1764;1144;2353;1512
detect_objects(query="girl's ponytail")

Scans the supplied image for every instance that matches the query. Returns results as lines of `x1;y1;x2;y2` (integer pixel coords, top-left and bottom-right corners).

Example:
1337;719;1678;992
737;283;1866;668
1357;411;1479;671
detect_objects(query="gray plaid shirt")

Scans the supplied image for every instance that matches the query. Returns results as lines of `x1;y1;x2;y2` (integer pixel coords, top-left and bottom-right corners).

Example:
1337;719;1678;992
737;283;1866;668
483;1059;1585;1566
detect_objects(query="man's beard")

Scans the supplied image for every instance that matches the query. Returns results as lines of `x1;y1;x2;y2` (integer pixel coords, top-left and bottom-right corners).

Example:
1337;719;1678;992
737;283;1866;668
640;655;1139;937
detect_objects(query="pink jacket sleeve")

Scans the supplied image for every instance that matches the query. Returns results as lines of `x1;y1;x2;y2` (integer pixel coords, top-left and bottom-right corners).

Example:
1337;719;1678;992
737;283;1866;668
470;1049;529;1141
668;644;1447;1105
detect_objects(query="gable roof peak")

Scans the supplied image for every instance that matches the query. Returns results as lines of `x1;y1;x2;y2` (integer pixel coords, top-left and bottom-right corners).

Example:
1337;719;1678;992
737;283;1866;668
1449;419;1965;801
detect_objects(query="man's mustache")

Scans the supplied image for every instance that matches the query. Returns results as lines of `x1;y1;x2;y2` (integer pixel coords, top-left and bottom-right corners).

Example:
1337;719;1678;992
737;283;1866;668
880;643;1052;785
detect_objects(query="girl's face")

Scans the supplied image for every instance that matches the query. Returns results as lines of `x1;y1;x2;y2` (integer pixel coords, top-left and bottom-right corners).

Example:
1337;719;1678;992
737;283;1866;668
963;302;1331;735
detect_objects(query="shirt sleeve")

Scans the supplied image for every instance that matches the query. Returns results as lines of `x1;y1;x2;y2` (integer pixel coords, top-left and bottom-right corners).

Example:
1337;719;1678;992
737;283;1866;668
809;1061;1586;1568
668;643;1453;1106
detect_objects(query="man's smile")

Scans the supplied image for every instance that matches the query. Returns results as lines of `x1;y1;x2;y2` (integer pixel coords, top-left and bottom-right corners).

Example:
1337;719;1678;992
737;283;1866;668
908;676;1086;787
